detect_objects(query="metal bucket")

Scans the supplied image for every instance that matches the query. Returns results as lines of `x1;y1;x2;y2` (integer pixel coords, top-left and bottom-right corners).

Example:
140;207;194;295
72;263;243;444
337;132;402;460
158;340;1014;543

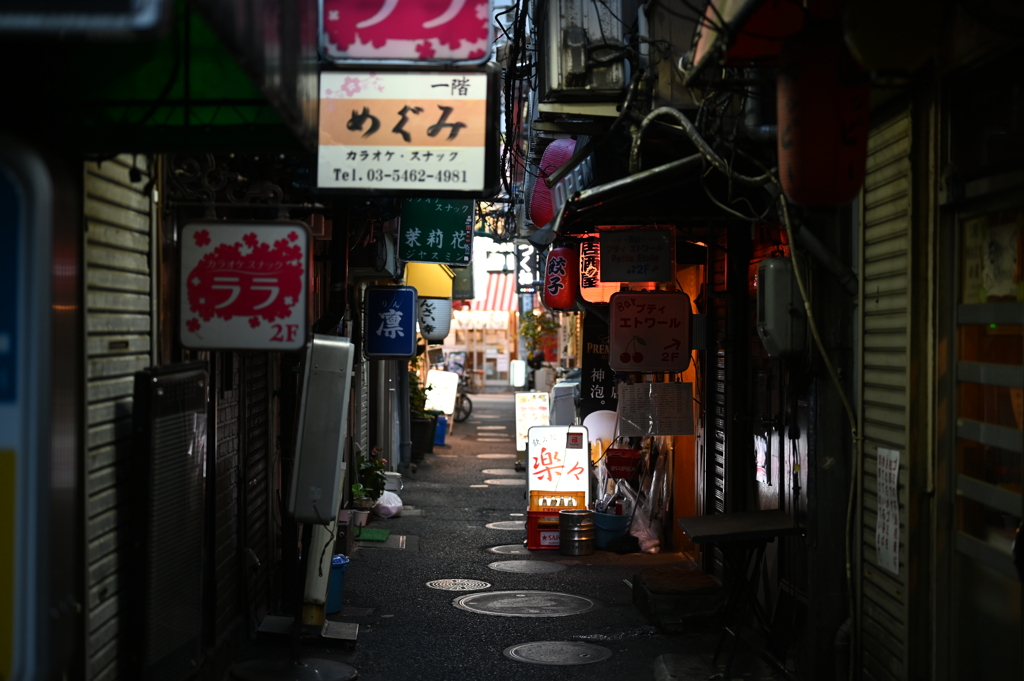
559;510;595;556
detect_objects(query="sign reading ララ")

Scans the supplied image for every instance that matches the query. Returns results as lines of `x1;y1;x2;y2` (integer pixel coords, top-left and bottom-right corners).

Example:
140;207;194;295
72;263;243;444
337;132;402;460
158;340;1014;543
180;222;309;351
609;291;692;372
364;286;418;358
399;198;474;265
599;230;675;282
318;69;499;196
320;0;493;65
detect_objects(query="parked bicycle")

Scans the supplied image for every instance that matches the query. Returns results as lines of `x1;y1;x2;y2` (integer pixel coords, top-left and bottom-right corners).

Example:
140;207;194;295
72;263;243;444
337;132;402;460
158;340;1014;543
448;360;473;423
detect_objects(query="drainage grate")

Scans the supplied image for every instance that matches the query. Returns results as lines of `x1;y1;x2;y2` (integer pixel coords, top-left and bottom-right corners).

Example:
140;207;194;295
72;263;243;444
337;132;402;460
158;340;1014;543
477;453;515;459
426;579;491;591
503;641;612;666
489;560;566;574
453;591;596;617
485;520;526;530
488;545;532;555
481;469;519;475
483;478;526;486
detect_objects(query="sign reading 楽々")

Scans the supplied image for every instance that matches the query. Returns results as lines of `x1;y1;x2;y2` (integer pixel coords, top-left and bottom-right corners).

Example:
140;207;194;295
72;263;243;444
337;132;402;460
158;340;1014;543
399;198;474;265
527;425;590;511
180;222;310;351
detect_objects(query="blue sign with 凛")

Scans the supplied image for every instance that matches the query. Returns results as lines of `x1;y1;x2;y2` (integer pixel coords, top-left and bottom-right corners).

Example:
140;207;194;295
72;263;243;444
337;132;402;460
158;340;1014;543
365;286;418;358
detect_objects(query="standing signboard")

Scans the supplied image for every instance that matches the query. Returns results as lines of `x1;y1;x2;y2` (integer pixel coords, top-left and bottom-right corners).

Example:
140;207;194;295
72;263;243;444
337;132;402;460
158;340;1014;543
608;291;692;372
599;230;675;282
364;286;418;358
317;68;499;196
514;392;549;452
399;198;474;265
425;370;460;414
526;425;590;511
180;222;310;351
320;0;493;65
580;313;617;420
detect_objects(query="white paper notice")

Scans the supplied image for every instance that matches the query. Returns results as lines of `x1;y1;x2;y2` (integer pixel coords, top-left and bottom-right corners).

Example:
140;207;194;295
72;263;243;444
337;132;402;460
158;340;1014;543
617;383;694;437
875;447;901;576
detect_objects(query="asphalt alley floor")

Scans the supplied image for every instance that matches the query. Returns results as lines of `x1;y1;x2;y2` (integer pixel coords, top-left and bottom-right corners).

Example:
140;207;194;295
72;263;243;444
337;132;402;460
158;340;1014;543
239;393;784;681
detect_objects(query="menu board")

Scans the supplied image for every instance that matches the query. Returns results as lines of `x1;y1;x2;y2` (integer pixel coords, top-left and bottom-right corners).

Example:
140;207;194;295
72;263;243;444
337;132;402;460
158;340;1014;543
526;425;590;506
599;230;674;282
617;382;694;437
424;370;460;414
515;392;550;452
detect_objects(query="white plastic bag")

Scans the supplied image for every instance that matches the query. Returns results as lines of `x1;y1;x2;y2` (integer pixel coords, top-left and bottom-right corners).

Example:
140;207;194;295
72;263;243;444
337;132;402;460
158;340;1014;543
372;491;403;518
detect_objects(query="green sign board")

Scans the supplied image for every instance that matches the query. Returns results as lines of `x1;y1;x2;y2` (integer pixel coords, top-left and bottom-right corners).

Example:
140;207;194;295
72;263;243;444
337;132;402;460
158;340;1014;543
399;198;474;266
451;264;475;300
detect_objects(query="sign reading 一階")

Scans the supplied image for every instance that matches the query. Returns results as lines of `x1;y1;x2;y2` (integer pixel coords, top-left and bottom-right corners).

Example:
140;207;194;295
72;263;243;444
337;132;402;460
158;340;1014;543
399;198;474;265
318;69;498;195
320;0;493;65
364;286;418;358
875;447;901;575
527;425;590;505
180;222;310;351
609;291;692;372
599;230;675;282
515;392;550;452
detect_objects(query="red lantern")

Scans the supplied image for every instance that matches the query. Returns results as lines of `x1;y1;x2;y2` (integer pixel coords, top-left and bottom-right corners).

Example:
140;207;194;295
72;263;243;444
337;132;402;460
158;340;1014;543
777;26;870;207
542;246;579;311
529;139;576;228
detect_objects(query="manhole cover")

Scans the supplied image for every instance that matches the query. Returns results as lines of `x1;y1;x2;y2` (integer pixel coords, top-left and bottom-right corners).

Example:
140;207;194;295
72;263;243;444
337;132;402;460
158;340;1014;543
453;591;595;617
503;641;612;666
481;469;519;475
483;478;526;486
489;560;566;574
426;579;491;591
485;520;526;530
477;453;515;459
489;544;532;555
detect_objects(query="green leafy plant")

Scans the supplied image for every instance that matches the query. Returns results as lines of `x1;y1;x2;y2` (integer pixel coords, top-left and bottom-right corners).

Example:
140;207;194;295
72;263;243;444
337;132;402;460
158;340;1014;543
519;309;560;353
352;449;387;506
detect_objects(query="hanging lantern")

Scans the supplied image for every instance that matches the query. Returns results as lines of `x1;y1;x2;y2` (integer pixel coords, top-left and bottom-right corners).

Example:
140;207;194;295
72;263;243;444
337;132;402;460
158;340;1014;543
542;246;579;311
529;139;576;228
777;26;870;207
418;298;452;342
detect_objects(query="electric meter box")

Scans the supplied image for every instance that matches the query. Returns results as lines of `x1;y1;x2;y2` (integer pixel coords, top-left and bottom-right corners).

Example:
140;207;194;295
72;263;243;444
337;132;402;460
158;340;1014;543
756;257;806;357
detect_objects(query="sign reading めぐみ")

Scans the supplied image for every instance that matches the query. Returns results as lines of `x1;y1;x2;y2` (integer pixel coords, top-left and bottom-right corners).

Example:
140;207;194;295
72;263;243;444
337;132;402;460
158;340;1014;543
364;286;418;358
180;223;309;351
609;291;692;372
399;198;474;264
318;69;498;195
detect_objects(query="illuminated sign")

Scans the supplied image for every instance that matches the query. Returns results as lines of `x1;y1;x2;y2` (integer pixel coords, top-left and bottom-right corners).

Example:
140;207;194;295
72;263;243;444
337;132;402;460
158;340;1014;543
526;425;590;506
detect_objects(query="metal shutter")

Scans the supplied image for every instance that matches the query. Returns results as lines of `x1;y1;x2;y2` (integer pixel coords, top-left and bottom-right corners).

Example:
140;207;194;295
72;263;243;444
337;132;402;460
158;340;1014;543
83;155;156;681
857;107;912;681
242;353;271;625
704;233;729;578
213;353;240;639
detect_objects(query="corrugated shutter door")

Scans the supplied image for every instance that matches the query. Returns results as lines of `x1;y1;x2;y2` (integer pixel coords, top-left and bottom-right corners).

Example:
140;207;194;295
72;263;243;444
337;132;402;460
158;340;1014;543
243;353;271;624
83;156;155;681
858;107;912;681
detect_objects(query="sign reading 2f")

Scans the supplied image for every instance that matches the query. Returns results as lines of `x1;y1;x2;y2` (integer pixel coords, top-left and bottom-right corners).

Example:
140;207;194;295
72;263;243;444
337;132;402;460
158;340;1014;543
364;286;418;358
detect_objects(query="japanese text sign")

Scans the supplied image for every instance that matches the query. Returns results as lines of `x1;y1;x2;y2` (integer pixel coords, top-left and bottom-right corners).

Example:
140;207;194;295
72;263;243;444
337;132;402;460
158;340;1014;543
515;241;538;294
364;286;418;358
180;222;309;351
318;69;499;196
320;0;493;65
580;313;617;420
617;383;694;437
875;447;901;575
515;392;549;452
425;369;460;414
399;198;474;265
579;240;620;303
599;230;675;282
527;425;590;504
609;291;692;372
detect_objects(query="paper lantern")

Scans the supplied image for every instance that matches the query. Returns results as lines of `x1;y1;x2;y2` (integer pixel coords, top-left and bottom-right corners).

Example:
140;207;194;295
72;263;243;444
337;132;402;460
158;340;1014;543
777;26;869;207
418;298;452;342
542;246;579;311
529;139;576;228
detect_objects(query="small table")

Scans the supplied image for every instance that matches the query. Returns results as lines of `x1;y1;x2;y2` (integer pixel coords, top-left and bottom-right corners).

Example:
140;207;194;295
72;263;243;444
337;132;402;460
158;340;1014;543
677;510;804;680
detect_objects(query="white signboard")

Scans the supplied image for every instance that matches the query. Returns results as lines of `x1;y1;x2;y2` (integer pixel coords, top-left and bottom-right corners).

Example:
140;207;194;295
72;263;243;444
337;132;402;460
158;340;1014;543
425;369;460;414
180;222;309;351
318;70;493;194
527;425;590;504
617;383;694;437
599;230;675;282
515;392;550;452
609;291;692;372
875;447;901;575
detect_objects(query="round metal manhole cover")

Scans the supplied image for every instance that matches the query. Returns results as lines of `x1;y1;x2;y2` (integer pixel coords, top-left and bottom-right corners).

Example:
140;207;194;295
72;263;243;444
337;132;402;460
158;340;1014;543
481;469;518;475
488;544;532;555
425;579;491;591
485;520;526;530
453;591;595;617
489;560;566;574
477;453;515;459
503;641;612;666
483;478;526;486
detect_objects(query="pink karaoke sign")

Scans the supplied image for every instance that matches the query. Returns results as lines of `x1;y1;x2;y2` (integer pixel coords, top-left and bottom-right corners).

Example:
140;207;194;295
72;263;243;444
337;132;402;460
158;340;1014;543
320;0;493;64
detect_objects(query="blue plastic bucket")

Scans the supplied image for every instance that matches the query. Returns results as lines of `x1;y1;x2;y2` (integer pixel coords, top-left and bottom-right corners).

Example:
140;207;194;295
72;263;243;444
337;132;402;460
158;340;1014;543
326;554;349;614
594;512;631;549
434;416;448;445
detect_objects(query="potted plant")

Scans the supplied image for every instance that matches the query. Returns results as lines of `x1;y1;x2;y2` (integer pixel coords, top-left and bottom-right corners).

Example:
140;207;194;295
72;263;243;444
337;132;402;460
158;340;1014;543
519;309;559;356
408;365;434;463
352;450;387;510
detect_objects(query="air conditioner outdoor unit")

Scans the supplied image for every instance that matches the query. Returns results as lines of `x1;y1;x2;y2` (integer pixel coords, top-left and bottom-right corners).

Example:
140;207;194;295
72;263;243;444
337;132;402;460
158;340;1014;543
349;232;398;279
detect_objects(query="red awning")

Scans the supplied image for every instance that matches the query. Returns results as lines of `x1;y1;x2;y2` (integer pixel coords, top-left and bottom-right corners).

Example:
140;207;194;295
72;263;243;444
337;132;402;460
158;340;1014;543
471;272;516;311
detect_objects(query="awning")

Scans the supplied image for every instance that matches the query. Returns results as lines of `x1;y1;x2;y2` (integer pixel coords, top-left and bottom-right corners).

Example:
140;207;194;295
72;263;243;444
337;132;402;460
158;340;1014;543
405;262;455;299
471;272;516;311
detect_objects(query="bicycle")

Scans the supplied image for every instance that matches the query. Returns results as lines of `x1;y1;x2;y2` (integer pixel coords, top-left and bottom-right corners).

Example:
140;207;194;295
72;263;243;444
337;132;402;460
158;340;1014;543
454;375;473;422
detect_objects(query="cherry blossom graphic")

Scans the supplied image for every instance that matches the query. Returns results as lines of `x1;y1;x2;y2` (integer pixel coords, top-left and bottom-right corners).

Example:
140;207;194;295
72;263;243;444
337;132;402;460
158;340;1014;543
194;229;211;247
187;318;202;332
415;40;436;59
341;77;363;96
249;317;261;328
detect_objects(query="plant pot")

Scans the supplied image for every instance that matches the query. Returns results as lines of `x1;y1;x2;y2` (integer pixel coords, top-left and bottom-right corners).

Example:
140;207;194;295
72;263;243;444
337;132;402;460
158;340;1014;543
352;510;370;527
410;417;434;462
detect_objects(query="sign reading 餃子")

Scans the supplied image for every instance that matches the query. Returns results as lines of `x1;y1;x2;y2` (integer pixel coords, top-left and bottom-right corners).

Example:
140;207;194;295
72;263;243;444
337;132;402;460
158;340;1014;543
317;69;499;196
599;230;675;282
609;291;692;372
527;425;590;508
364;286;418;358
320;0;493;65
399;198;474;265
180;222;310;351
